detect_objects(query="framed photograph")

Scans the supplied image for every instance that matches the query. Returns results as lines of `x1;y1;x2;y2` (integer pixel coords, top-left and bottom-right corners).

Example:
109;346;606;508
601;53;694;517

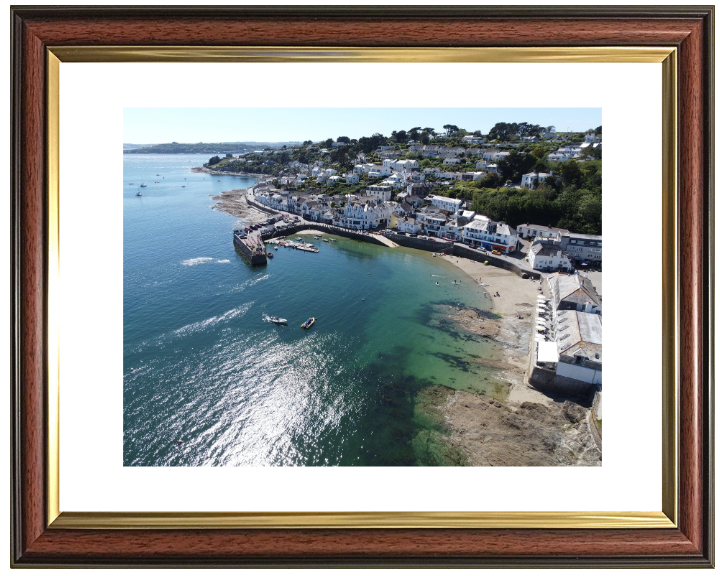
11;6;713;567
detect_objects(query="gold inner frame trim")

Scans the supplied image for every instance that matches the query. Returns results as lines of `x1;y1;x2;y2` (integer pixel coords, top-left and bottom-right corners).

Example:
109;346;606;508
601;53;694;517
52;511;674;530
46;45;678;530
49;45;674;63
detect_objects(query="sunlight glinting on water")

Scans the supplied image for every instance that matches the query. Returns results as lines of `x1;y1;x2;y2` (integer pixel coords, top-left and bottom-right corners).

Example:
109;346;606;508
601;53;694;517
123;154;506;467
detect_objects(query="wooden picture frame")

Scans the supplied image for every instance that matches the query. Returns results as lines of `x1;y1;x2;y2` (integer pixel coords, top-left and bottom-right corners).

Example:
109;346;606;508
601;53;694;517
10;6;713;567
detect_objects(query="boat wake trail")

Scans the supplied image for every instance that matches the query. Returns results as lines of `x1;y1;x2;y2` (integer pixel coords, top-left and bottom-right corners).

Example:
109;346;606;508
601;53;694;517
181;257;231;266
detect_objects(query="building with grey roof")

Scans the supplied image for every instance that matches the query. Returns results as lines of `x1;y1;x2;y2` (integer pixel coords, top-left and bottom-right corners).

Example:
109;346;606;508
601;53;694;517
554;310;602;384
557;232;602;265
550;273;601;314
528;241;572;272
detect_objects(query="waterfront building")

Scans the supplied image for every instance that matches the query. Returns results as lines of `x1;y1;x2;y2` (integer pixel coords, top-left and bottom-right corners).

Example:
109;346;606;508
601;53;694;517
397;216;423;235
421;213;447;236
528;241;573;272
554;310;602;384
439;216;470;241
517;223;569;241
549;274;602;315
461;219;518;253
557;232;602;266
334;198;396;230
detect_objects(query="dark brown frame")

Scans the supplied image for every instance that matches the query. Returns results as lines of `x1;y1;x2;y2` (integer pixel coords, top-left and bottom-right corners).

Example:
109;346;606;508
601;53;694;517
11;6;714;567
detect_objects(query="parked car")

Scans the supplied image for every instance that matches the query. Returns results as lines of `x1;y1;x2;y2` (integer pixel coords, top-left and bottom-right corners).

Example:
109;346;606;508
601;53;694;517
469;244;477;249
492;249;502;255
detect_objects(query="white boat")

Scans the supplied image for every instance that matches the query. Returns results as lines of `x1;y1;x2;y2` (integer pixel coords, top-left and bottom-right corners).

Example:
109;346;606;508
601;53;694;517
269;316;287;324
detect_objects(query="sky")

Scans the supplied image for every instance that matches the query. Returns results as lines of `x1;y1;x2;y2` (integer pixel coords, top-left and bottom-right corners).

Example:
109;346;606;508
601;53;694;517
123;108;601;144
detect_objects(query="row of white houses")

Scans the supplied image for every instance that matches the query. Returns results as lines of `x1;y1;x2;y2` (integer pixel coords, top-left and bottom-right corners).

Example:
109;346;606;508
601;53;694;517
253;188;397;231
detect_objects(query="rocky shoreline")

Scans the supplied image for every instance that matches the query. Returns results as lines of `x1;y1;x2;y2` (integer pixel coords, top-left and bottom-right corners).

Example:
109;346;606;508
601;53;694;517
429;261;601;466
208;187;270;222
192;166;267;179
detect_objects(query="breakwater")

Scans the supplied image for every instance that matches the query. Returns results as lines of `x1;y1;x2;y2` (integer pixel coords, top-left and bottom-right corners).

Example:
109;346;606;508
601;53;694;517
262;223;388;247
233;231;267;265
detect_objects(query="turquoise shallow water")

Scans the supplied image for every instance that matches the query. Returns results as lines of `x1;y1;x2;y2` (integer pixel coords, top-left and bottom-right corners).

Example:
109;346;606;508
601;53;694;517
123;154;506;466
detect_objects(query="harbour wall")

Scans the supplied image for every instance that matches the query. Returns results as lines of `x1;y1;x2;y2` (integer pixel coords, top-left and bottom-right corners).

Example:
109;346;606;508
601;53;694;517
233;233;267;265
263;223;388;247
528;363;597;402
246;197;282;216
385;233;453;254
384;233;540;279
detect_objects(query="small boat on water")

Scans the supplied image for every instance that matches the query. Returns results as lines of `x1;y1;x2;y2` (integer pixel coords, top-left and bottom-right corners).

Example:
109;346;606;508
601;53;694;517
274;246;278;250
136;191;142;196
140;183;147;188
301;317;315;330
269;316;287;324
323;239;329;242
267;252;274;259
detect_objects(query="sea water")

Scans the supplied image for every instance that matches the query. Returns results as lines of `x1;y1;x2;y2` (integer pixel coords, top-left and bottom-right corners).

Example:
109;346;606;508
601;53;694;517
123;154;507;466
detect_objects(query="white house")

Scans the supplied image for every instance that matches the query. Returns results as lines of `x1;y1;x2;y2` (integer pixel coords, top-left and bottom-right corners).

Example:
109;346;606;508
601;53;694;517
366;185;393;202
461;219;518;253
528;241;573;272
520;171;554;188
420;212;447;236
367;165;391;179
334;198;396;230
395;159;419;171
327;175;342;186
443;157;461;165
427;194;463;214
397;216;423;234
345;172;360;184
517;223;569;240
547;152;574;162
439;216;470;241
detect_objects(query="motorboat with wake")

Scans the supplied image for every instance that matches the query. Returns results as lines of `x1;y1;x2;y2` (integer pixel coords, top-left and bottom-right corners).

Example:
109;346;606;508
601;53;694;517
268;316;287;325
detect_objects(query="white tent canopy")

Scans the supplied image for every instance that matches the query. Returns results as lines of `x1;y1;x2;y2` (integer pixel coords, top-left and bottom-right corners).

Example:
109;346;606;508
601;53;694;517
537;341;559;363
